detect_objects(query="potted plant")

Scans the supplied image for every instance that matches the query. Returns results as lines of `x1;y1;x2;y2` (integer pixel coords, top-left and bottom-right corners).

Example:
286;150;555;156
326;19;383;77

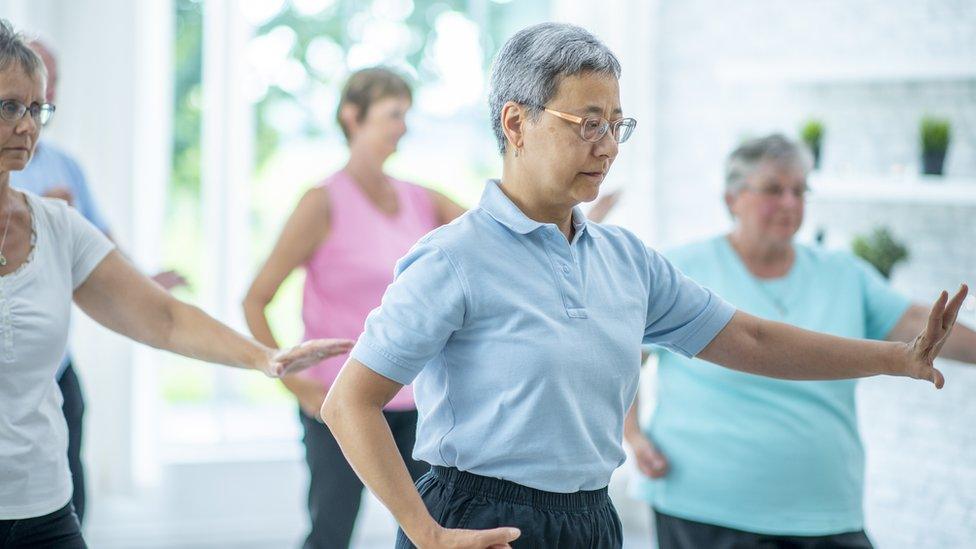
800;119;824;170
851;227;909;280
920;116;950;176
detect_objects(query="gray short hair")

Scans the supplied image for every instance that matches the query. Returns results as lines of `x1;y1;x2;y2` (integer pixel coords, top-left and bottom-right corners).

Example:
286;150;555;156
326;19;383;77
725;133;813;194
0;18;45;79
488;23;621;154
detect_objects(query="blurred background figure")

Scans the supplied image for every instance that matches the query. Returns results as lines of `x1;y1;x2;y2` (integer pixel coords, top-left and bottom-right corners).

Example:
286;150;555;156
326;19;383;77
243;67;460;549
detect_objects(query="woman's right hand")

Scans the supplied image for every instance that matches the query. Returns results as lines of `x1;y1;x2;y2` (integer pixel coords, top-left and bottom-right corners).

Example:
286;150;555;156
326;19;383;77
263;338;355;378
420;525;521;549
626;432;669;479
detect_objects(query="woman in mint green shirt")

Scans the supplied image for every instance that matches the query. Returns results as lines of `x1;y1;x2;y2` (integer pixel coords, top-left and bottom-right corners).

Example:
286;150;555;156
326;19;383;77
626;134;976;549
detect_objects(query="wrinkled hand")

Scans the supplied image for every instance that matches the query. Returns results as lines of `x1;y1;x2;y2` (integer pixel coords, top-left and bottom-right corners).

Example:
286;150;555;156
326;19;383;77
422;526;521;549
42;186;74;205
587;189;621;223
151;269;189;291
262;339;355;378
627;432;669;479
902;284;968;388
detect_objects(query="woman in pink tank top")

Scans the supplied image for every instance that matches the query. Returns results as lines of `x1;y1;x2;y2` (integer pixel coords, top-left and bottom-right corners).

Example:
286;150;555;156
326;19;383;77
243;68;464;549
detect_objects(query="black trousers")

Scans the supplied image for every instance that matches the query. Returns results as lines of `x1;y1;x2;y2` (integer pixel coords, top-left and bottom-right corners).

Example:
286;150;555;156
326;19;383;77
654;509;874;549
299;408;428;549
0;503;86;549
396;466;622;549
57;363;86;525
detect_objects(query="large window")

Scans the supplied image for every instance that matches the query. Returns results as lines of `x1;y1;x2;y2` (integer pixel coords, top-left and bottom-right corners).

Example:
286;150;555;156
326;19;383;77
161;0;550;454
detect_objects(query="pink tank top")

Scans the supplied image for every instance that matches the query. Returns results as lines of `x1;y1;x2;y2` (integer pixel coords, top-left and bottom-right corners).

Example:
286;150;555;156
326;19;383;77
300;170;439;410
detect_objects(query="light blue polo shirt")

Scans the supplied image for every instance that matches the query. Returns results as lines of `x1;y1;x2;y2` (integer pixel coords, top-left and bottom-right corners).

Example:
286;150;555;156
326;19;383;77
635;236;911;535
10;141;111;379
351;180;735;493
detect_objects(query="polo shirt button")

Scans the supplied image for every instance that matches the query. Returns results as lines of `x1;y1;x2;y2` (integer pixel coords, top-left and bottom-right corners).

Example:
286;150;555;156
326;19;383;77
561;264;571;275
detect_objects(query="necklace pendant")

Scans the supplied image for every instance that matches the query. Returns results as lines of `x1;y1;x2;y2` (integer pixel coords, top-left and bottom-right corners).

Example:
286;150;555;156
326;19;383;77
0;255;6;266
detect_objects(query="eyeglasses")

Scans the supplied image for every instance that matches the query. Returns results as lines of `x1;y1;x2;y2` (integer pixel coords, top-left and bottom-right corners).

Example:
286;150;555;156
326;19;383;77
542;107;636;144
743;184;810;200
0;99;56;127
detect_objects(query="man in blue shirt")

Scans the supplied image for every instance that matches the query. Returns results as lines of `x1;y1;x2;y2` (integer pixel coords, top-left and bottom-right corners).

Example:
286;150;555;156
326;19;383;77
9;40;184;524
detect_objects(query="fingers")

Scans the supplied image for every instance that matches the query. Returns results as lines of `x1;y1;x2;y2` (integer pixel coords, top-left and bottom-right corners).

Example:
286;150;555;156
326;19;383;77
477;527;521;547
930;366;945;389
925;290;949;340
943;284;969;330
271;339;355;378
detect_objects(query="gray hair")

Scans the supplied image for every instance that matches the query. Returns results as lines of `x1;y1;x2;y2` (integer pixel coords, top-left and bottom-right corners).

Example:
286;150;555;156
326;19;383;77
488;23;621;154
725;133;813;194
0;18;45;79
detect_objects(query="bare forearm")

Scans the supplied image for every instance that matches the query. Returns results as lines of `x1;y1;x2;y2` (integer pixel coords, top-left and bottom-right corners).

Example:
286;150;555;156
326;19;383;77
242;297;280;350
322;396;437;545
164;300;269;370
700;311;903;380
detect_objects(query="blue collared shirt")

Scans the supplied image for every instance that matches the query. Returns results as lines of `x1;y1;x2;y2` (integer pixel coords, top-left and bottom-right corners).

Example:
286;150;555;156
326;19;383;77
351;180;735;492
10;141;111;378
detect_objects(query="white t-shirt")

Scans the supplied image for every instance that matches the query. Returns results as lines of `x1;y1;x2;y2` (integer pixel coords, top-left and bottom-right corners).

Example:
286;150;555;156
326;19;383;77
0;190;114;519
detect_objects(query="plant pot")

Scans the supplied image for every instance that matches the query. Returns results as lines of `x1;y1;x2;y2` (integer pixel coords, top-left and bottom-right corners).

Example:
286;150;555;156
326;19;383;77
809;142;821;170
922;149;946;175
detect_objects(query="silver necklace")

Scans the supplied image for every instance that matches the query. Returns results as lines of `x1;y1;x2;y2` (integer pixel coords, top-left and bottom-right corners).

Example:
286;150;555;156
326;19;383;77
0;205;11;267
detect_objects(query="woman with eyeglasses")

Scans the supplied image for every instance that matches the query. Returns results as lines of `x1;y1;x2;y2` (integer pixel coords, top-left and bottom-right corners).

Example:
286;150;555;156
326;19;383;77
242;66;618;549
0;20;352;548
625;134;976;549
320;23;965;549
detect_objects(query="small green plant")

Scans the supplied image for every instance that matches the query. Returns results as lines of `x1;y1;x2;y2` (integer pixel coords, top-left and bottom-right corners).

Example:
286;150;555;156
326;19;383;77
852;227;909;280
920;116;951;153
800;119;824;147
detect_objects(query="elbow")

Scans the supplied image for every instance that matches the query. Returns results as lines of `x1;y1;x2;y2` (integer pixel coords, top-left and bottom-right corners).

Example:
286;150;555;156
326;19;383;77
241;291;270;316
320;388;343;429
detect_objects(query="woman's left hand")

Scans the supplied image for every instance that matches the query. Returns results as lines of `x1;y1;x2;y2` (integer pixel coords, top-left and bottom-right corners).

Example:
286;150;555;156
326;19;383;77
262;339;356;378
901;284;968;388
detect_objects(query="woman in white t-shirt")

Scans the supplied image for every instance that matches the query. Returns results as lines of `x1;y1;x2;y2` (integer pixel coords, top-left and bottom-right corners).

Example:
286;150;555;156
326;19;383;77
0;20;353;548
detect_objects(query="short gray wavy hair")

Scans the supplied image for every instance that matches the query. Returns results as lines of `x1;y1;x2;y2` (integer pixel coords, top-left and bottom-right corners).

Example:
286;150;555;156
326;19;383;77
725;133;813;195
0;19;45;79
488;23;621;154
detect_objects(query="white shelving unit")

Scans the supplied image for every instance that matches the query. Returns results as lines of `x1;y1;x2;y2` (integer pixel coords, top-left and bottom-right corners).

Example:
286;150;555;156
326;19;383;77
808;173;976;205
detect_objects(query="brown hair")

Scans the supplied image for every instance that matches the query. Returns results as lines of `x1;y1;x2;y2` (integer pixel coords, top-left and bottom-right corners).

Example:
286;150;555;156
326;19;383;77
336;67;412;141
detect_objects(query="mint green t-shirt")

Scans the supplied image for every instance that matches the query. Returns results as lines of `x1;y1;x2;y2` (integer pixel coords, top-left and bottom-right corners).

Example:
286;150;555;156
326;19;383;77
635;236;911;535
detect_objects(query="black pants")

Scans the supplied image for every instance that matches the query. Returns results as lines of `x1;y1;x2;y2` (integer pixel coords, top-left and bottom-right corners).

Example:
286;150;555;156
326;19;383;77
300;408;428;549
396;466;622;549
654;509;874;549
0;503;86;549
57;363;86;525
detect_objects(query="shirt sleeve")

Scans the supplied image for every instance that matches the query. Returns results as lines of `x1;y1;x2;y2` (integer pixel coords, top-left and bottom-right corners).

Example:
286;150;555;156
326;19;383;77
64;157;111;233
642;246;736;357
350;242;467;385
65;204;115;289
852;256;912;340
